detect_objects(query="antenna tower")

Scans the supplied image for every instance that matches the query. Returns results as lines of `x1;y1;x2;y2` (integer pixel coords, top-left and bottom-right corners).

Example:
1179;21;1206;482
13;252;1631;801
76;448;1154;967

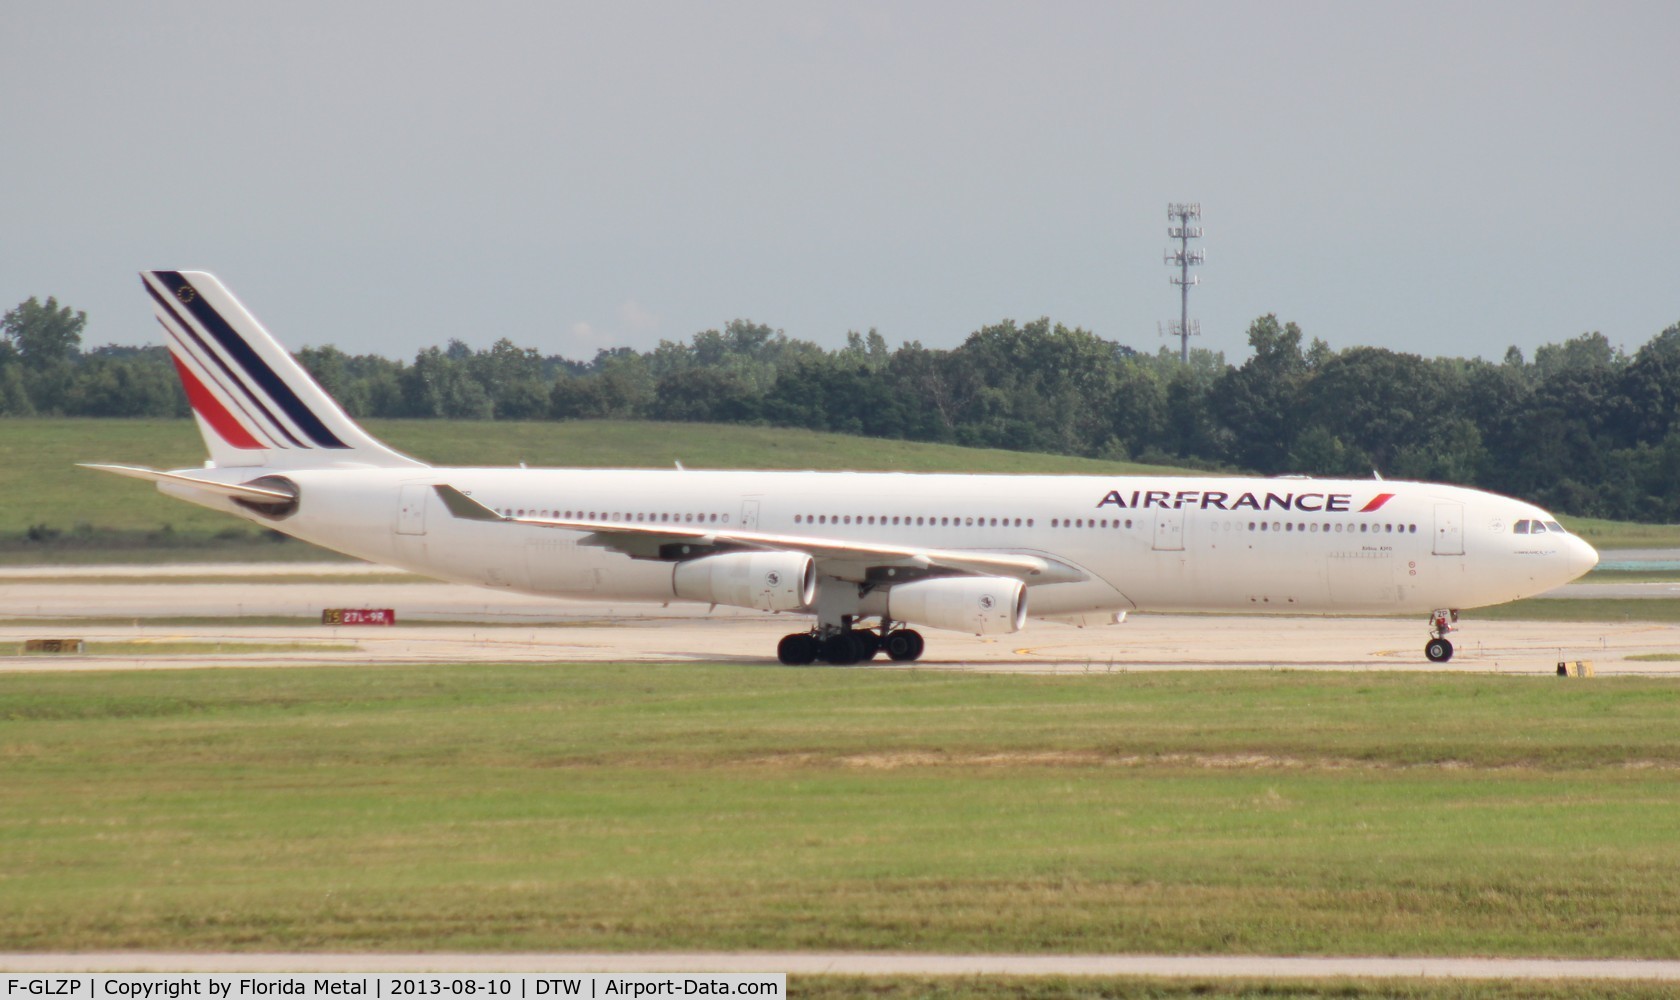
1160;202;1204;363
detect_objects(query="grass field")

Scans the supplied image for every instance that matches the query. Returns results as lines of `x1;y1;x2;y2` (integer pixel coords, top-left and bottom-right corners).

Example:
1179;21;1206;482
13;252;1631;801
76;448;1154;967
1582;569;1680;584
1552;514;1680;551
0;571;422;585
1472;598;1680;623
4;665;1679;958
1;639;358;656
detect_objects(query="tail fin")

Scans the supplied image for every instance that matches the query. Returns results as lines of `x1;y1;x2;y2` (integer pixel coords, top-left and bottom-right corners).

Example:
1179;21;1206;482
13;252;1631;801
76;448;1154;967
143;270;423;470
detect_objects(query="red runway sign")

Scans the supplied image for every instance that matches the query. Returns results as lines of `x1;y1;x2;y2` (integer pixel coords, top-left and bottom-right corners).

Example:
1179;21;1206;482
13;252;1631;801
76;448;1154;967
321;608;396;626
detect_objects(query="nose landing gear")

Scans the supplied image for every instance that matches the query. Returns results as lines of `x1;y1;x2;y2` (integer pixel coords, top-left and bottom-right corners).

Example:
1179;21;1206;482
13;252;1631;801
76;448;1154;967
1425;608;1458;663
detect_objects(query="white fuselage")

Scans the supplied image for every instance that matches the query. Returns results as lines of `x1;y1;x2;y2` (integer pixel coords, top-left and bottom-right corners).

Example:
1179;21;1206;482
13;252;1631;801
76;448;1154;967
166;468;1598;622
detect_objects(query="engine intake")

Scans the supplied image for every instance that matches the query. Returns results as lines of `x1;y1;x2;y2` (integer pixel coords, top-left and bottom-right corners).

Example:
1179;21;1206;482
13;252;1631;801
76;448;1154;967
886;575;1027;635
672;551;816;612
231;475;300;520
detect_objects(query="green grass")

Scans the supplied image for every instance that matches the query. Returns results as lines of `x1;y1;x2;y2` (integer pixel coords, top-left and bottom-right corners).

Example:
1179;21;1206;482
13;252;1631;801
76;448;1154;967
2;639;358;657
1581;569;1680;584
4;666;1680;956
0;616;606;628
363;419;1188;477
0;571;421;585
0;540;358;566
1472;598;1680;623
0;615;324;628
1557;514;1680;550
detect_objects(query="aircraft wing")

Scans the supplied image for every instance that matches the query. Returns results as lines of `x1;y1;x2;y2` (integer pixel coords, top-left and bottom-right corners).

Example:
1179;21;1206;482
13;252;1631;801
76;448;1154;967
433;484;1083;584
79;464;297;503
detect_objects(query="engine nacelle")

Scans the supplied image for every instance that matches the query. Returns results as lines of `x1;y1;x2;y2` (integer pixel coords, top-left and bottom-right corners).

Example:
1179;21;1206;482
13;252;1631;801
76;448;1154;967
885;575;1027;635
672;551;816;612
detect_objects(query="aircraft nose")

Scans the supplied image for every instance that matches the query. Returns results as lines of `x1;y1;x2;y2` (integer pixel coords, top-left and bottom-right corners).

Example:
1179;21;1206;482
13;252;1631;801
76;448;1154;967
1564;534;1599;579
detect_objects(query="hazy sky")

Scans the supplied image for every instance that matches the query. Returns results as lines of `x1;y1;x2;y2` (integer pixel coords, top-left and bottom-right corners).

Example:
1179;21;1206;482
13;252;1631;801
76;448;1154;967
4;1;1677;364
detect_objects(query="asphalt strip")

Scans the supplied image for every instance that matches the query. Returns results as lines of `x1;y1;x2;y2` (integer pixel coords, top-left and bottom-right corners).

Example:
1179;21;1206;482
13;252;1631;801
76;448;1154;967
3;954;1680;980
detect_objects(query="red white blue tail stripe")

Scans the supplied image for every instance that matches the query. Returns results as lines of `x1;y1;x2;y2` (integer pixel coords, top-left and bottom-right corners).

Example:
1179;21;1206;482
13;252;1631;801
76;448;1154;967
143;270;420;469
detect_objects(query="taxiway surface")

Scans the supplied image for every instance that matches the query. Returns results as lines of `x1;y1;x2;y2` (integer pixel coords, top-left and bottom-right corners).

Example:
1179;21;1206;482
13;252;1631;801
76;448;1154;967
2;563;1674;674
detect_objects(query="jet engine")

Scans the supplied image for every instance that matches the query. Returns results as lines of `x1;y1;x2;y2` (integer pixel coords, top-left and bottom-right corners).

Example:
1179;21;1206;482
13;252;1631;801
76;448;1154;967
885;575;1027;635
672;551;816;612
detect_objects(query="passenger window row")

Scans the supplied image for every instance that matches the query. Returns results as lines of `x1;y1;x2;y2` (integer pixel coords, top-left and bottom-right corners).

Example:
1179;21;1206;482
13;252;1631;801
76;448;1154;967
499;508;730;525
492;507;1425;538
793;514;1035;528
1050;519;1418;534
1241;521;1418;534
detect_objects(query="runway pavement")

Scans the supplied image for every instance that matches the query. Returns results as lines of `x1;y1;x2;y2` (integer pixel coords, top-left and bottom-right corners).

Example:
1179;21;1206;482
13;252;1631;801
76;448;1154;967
2;562;1676;674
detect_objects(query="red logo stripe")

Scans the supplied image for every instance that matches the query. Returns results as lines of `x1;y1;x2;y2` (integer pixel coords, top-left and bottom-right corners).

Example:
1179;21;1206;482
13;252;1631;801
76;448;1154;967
171;354;265;450
1359;492;1396;513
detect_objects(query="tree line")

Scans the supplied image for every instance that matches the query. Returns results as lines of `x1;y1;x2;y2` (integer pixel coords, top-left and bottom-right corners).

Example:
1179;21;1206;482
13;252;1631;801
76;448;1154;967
6;294;1679;522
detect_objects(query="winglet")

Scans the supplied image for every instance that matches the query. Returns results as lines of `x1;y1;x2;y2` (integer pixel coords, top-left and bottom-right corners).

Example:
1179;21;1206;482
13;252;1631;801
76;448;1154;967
432;484;507;522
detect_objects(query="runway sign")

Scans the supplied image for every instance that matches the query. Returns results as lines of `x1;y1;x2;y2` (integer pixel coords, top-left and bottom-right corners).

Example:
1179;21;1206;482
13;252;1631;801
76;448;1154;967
322;608;396;626
23;638;85;653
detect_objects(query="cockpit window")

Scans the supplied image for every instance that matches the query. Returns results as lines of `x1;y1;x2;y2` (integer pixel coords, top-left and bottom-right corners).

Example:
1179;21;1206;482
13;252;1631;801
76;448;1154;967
1529;520;1547;533
1513;520;1530;534
1544;521;1565;533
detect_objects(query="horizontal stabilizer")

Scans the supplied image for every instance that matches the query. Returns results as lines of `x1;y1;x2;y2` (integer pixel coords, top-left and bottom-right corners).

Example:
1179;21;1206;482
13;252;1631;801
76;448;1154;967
432;484;508;522
78;464;296;503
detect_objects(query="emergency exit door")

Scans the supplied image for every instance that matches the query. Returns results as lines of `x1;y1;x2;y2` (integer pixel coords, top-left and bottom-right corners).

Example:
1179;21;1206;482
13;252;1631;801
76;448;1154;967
1153;508;1185;551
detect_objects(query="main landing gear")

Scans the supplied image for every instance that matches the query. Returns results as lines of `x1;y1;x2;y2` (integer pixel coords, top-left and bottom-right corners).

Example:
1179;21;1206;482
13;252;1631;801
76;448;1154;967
777;619;925;666
1425;608;1459;663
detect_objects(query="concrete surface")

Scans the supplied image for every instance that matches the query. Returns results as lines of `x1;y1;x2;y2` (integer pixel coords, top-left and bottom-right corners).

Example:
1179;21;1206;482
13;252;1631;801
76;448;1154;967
1;563;1674;674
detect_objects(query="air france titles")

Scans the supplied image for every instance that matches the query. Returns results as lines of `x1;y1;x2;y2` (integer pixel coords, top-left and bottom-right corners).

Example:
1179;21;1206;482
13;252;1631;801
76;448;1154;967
1097;488;1353;513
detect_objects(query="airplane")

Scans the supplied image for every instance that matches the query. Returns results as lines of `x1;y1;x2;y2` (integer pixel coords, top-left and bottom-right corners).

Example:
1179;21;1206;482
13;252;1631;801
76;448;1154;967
84;270;1600;665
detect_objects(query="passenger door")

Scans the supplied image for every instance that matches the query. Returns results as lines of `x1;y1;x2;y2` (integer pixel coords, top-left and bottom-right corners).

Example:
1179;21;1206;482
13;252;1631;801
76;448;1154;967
1433;503;1464;556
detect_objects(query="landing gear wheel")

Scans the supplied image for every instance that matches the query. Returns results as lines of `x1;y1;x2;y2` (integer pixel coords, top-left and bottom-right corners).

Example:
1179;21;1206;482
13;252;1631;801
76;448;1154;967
856;629;883;660
884;629;925;662
821;633;862;665
1424;608;1459;664
777;633;818;665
